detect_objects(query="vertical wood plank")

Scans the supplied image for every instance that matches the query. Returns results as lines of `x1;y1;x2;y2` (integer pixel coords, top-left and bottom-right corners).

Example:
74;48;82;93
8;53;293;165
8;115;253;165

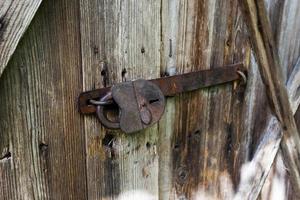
80;0;161;199
160;1;215;198
0;0;87;199
159;0;250;199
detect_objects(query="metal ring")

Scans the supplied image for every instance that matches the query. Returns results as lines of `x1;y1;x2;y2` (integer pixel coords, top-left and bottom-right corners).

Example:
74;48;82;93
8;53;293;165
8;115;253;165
95;92;120;129
237;70;247;84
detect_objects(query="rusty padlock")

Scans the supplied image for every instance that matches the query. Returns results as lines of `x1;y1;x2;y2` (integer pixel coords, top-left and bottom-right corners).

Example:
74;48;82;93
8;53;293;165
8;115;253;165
96;79;165;133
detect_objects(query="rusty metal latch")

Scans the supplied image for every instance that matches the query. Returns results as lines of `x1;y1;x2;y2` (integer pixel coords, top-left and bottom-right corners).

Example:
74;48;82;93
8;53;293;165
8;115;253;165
78;63;246;133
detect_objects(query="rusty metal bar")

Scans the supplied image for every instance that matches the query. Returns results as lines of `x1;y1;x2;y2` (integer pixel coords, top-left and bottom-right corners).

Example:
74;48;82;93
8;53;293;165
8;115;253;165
78;63;244;114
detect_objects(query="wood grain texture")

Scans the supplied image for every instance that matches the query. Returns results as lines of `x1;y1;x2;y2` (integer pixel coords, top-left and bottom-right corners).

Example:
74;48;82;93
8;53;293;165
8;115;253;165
0;0;42;78
0;0;87;199
263;0;300;83
159;0;250;199
80;0;161;199
261;0;300;198
239;0;300;197
234;57;300;200
230;1;300;199
2;0;300;199
287;59;300;111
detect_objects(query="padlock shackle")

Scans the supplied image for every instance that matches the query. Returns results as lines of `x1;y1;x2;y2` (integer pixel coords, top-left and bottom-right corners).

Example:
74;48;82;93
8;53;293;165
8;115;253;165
95;92;120;129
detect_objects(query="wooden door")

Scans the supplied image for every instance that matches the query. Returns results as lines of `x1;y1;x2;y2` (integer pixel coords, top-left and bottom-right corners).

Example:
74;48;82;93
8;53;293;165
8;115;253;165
1;0;300;199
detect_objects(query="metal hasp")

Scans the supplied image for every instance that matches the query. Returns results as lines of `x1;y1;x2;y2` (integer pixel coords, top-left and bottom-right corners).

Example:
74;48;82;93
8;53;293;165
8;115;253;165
78;63;246;133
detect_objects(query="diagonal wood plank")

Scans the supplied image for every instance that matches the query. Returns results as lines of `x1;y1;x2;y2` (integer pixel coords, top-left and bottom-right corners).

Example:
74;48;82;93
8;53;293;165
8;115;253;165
238;0;300;197
0;0;42;78
260;0;300;198
234;0;300;199
234;56;300;200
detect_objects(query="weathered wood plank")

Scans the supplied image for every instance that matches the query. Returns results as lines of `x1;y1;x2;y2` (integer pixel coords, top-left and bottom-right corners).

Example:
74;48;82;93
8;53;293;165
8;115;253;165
160;0;216;198
0;0;87;199
0;150;15;199
2;0;299;199
263;0;300;87
159;0;250;199
234;57;300;200
226;0;300;199
0;0;42;78
80;0;161;199
229;0;300;199
261;0;300;198
238;0;300;196
259;59;300;200
287;59;300;112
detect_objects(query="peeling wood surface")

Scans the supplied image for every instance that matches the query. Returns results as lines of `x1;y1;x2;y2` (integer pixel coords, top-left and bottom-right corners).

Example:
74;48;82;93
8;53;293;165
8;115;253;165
0;0;42;78
1;0;300;199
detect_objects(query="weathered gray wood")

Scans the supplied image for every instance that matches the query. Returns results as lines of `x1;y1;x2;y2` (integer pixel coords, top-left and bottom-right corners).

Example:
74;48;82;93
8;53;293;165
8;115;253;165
0;0;87;199
80;0;161;199
234;57;300;200
236;58;300;199
234;0;300;199
287;59;300;111
264;0;300;84
234;115;281;200
0;0;42;78
258;58;300;200
239;0;300;197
